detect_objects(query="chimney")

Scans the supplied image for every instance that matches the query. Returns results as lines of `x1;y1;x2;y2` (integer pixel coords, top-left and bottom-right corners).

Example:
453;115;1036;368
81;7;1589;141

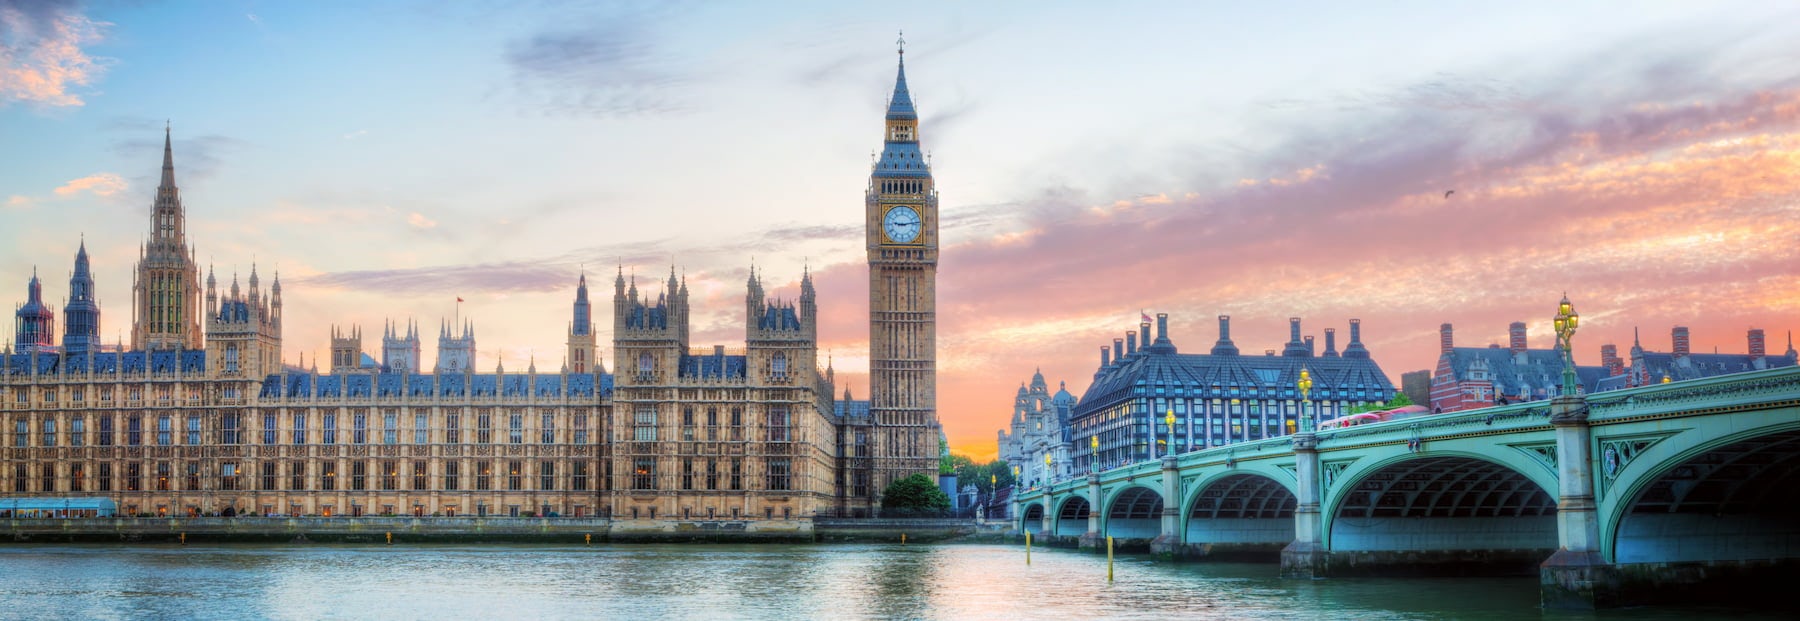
1283;317;1308;357
1140;322;1152;351
713;345;725;356
1749;328;1766;357
1323;328;1339;357
1601;343;1623;376
1672;326;1690;358
1508;321;1527;355
1304;335;1316;357
1344;319;1369;359
1100;346;1110;368
1113;338;1124;363
1126;331;1138;355
1440;323;1455;355
1155;313;1170;344
1211;315;1239;356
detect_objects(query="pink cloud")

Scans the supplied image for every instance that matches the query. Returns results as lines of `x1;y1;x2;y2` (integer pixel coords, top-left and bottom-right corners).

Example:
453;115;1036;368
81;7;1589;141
52;172;126;198
0;3;108;107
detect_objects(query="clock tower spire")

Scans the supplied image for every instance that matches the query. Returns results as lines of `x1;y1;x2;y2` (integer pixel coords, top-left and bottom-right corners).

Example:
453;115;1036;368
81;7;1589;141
865;33;941;500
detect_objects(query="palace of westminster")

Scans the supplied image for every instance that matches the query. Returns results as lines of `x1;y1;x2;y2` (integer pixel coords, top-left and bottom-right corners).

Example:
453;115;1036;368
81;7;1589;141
0;52;943;521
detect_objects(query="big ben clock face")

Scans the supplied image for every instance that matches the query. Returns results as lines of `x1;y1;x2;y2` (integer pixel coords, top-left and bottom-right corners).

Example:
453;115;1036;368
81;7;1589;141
883;205;921;244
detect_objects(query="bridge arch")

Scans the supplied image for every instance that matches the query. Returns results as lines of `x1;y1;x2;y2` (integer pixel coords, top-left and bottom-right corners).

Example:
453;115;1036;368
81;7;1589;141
1102;485;1164;540
1053;495;1091;538
1019;502;1046;535
1607;421;1800;565
1325;452;1557;573
1183;472;1297;553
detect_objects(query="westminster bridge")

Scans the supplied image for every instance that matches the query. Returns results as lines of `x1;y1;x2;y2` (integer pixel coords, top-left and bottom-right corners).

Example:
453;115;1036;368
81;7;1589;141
1011;365;1800;609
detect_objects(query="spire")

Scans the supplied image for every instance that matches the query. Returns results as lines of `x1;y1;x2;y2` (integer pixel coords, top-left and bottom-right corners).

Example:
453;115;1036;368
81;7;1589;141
886;31;917;121
159;122;177;191
1787;330;1796;358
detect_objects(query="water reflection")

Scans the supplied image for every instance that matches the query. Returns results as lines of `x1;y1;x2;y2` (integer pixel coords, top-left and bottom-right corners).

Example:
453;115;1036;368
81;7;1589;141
0;544;1790;620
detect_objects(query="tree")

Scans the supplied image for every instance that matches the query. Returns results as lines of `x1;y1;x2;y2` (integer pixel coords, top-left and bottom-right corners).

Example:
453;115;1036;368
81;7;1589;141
1347;391;1416;415
952;457;1014;497
881;473;951;514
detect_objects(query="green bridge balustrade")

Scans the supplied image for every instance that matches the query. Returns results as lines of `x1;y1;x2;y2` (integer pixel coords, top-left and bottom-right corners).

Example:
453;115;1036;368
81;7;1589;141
1012;365;1800;609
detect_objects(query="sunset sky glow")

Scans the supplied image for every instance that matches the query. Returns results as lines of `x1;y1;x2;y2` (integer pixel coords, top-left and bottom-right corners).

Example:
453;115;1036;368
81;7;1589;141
4;1;1798;459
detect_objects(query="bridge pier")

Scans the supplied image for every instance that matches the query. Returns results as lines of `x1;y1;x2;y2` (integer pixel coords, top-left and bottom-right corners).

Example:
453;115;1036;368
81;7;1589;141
1280;430;1326;578
1540;395;1621;609
1150;457;1181;558
1079;473;1105;550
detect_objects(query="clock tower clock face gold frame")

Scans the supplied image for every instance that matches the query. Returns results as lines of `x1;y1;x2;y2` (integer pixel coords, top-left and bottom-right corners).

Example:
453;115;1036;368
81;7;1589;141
882;205;922;244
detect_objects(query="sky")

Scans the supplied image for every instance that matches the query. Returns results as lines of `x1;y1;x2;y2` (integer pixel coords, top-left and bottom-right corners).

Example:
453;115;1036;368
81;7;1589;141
4;1;1799;461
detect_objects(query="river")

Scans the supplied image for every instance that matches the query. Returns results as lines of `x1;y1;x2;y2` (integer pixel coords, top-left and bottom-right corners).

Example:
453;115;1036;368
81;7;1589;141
0;543;1785;619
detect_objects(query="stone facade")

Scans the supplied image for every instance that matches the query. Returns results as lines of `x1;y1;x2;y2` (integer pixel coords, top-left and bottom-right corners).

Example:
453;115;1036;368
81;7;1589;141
0;50;941;520
996;370;1077;488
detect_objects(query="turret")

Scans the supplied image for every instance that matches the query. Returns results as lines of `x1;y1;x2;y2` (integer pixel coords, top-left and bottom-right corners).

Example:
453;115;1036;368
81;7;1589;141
13;267;55;353
62;240;101;356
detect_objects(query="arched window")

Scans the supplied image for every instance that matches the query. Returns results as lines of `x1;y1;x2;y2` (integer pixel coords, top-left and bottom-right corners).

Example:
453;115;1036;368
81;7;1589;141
638;352;653;377
771;352;788;380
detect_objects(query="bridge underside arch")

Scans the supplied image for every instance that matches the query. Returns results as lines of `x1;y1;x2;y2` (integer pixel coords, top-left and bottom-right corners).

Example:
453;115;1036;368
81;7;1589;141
1330;456;1556;572
1020;503;1045;535
1105;487;1164;539
1615;428;1800;564
1054;496;1090;538
1186;474;1295;547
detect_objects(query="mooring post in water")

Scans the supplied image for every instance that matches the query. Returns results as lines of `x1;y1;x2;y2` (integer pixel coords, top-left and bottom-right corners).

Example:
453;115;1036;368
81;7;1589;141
386;532;392;545
585;533;592;546
1107;536;1114;582
901;533;907;545
1026;531;1032;565
179;533;185;545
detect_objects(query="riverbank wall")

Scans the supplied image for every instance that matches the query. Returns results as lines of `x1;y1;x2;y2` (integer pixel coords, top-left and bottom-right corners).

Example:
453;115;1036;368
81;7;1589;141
2;517;995;544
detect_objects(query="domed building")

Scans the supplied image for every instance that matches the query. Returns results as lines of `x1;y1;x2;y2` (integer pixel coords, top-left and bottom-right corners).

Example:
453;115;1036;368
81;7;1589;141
997;369;1079;489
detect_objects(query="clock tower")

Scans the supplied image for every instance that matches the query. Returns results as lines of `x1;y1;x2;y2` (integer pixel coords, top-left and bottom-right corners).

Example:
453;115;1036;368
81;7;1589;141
866;37;941;495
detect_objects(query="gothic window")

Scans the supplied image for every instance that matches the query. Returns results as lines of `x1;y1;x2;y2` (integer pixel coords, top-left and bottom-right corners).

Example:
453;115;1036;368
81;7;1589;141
412;461;427;491
538;461;554;491
444;462;460;491
572;411;588;444
541;411;555;444
766;407;789;442
632;458;655;490
98;463;113;492
509;411;524;444
383;410;398;445
729;459;742;491
766;459;790;491
353;410;368;444
476;461;494;491
219;462;239;491
571;462;589;491
289;462;306;491
14;419;30;447
185;461;200;491
637;352;653;378
730;407;743;441
221;411;239;444
351;461;367;491
157;414;172;446
322;413;337;445
225;344;239;373
321;462;337;490
262;412;278;445
415;413;429;444
446;410;462;444
477;410;494;444
381;460;398;491
681;459;694;490
634;406;657;442
681;406;695;441
771;352;788;380
127;415;141;446
71;415;85;447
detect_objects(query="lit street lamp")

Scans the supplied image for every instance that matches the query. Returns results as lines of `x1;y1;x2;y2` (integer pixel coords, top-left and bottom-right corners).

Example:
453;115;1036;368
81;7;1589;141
1043;452;1052;485
1553;295;1580;396
1090;435;1100;474
1165;409;1176;458
1297;368;1314;432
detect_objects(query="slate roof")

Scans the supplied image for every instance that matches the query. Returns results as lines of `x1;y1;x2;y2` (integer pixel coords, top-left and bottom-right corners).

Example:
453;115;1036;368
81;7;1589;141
4;350;204;376
835;398;871;420
1079;348;1395;417
1633;351;1796;384
257;371;610;400
679;352;747;380
1443;346;1611;398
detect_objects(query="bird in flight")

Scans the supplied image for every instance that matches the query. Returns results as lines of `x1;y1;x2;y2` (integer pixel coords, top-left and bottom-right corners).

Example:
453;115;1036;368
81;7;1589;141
1444;190;1456;199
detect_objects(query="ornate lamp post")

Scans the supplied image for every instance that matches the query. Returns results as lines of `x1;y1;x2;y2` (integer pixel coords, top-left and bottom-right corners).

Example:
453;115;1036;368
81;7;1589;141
1043;453;1052;485
1013;464;1021;490
1297;368;1315;433
1165;409;1177;458
1553;295;1581;396
1090;435;1100;474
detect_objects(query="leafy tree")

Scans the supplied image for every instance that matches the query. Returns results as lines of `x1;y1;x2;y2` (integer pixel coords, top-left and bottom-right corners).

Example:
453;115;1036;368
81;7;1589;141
951;457;1016;497
881;473;951;513
1346;391;1416;415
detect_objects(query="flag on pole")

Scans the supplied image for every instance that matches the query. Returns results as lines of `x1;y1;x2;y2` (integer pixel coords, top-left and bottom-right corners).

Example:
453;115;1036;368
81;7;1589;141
1141;310;1152;323
457;297;464;303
